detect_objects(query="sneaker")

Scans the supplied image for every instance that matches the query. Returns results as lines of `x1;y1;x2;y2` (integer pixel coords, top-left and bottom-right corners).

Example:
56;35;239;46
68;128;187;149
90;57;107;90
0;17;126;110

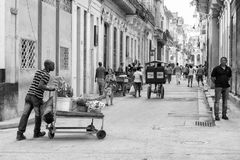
105;103;109;106
33;131;46;138
222;116;229;120
16;131;26;141
215;116;220;121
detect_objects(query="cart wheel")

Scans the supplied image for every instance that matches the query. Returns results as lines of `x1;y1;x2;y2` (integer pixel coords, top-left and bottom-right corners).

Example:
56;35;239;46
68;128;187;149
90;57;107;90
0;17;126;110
147;86;151;99
96;130;106;139
48;131;55;139
86;125;96;132
160;86;164;99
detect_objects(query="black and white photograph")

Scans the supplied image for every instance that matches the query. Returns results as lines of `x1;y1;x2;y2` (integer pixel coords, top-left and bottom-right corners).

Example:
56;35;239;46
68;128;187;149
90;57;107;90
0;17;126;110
0;0;240;159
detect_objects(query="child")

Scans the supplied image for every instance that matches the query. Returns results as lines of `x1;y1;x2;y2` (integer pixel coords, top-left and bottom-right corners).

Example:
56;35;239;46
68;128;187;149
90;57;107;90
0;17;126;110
104;82;113;106
104;69;116;106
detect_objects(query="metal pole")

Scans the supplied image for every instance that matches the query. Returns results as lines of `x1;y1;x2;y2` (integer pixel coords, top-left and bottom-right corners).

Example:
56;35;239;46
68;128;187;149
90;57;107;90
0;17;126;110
56;0;60;76
38;0;42;69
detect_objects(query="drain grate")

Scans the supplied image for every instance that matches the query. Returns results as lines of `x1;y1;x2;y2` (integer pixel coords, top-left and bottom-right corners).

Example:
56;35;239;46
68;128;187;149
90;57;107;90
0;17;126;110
195;121;215;127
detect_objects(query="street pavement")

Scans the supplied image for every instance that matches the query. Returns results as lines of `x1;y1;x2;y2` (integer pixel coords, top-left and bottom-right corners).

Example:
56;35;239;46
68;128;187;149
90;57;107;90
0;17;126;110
0;76;240;160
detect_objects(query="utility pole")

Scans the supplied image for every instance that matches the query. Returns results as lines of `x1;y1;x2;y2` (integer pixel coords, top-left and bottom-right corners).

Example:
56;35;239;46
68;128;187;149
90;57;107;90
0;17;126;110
56;0;60;76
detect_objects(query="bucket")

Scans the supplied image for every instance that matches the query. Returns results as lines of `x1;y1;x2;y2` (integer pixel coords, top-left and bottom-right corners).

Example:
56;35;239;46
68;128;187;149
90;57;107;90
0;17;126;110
56;97;72;111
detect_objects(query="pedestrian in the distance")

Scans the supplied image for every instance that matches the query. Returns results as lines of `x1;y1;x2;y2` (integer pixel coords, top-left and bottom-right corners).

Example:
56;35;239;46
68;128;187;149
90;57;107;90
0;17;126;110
173;63;182;85
133;67;143;97
183;64;189;80
118;62;124;73
187;65;194;87
95;62;105;96
165;64;173;84
17;60;56;141
196;65;204;86
211;57;232;121
105;69;116;106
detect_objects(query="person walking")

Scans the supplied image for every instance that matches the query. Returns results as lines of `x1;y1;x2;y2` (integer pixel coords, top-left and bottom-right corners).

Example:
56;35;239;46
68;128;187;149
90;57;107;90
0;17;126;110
117;62;124;74
133;67;143;97
183;64;189;80
165;64;173;84
187;65;194;87
174;63;182;85
95;62;106;96
16;60;55;141
196;65;204;86
105;69;116;106
211;57;232;121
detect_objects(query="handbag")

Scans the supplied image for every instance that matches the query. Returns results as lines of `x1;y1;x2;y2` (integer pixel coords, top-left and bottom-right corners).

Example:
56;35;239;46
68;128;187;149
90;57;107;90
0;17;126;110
41;96;54;124
129;85;135;95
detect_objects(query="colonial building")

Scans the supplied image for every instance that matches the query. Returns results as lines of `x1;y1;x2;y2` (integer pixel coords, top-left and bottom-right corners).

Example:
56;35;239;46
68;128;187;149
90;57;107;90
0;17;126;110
195;0;240;96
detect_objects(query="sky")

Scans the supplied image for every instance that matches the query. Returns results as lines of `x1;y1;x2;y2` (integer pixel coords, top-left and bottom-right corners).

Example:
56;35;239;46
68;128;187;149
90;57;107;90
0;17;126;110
164;0;196;26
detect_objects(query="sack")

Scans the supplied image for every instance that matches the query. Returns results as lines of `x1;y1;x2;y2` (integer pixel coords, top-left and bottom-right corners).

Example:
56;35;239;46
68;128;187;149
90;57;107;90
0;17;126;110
71;98;88;112
129;85;135;95
42;97;54;124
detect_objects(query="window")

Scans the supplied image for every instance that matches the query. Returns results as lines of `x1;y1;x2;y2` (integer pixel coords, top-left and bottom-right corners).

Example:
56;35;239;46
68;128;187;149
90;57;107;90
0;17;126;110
20;39;36;69
60;47;69;70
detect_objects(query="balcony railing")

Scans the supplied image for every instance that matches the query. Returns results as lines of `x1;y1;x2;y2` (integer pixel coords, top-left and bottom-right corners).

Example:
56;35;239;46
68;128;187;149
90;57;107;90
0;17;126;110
125;0;155;26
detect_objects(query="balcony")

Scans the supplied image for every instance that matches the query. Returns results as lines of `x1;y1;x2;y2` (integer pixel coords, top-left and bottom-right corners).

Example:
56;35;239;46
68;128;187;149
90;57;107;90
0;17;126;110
113;0;136;14
114;0;155;26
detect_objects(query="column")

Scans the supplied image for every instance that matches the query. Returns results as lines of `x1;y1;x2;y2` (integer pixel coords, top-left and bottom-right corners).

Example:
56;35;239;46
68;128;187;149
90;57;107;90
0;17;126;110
209;16;220;88
71;4;77;96
0;0;5;82
122;31;126;69
109;24;113;69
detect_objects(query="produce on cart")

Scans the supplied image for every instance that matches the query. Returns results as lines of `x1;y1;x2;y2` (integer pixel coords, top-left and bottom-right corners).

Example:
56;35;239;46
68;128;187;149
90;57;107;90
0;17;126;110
44;77;107;140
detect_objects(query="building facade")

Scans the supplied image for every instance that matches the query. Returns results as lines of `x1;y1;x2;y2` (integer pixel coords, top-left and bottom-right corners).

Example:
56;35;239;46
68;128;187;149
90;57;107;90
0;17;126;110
0;0;165;121
195;0;240;96
0;0;73;120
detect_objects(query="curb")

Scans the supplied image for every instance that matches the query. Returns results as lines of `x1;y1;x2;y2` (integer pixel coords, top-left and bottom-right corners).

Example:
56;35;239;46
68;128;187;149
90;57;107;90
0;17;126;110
201;84;216;125
0;117;35;130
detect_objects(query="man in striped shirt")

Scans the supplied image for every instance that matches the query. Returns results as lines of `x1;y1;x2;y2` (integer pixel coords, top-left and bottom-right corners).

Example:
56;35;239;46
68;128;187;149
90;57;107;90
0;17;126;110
17;60;55;141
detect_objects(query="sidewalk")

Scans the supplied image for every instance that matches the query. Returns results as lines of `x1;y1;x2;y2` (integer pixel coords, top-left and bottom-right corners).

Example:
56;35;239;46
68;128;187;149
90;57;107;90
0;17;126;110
0;94;103;130
203;83;240;123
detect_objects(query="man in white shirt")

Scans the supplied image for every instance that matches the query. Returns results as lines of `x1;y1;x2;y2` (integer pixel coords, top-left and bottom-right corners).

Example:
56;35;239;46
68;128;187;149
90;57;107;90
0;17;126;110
133;67;143;97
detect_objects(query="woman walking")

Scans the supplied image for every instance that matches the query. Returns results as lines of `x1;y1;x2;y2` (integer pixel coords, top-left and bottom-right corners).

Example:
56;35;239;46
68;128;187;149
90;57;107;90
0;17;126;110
187;65;194;87
165;64;173;84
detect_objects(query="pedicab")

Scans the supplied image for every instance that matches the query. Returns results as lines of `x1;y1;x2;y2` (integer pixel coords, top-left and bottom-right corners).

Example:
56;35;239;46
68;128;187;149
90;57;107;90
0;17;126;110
145;60;166;99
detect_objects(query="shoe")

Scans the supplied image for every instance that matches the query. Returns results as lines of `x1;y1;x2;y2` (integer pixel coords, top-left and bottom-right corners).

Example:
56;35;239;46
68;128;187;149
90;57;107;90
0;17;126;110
215;116;220;121
187;85;189;87
16;131;26;141
139;95;141;97
105;103;109;106
222;116;229;120
33;131;46;138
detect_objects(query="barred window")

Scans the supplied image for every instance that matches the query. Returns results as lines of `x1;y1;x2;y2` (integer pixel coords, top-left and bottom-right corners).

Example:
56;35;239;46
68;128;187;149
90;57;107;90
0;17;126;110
60;47;69;70
20;39;36;69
